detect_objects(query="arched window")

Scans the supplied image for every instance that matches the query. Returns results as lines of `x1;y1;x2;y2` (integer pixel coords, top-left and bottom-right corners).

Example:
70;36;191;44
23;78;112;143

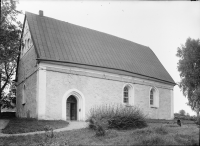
22;84;26;105
123;84;134;105
123;86;129;104
150;88;154;105
149;87;159;108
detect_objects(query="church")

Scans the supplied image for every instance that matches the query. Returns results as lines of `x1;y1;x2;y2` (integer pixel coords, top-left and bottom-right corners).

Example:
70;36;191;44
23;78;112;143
16;10;176;121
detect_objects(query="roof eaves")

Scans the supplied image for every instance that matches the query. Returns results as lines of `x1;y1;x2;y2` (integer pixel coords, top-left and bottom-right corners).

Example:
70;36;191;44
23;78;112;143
37;58;176;86
147;47;176;84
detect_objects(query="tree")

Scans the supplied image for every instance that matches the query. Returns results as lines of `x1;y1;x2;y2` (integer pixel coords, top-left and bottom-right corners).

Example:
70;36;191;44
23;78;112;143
0;0;22;114
1;80;16;109
179;109;186;116
176;38;200;122
186;113;190;117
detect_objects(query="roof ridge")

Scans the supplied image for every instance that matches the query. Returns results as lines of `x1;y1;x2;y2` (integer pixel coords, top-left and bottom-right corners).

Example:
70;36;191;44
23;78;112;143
25;11;149;50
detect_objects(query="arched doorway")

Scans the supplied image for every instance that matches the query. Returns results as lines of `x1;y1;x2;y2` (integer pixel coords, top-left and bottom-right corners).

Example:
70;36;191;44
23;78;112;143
62;89;85;121
66;95;77;120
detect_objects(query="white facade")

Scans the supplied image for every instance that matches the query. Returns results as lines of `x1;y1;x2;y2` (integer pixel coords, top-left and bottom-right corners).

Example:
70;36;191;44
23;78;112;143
16;17;174;120
34;62;174;120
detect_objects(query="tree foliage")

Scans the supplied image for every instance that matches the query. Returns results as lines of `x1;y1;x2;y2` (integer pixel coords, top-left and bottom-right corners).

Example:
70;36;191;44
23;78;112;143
176;38;200;117
179;109;185;116
0;0;22;110
1;81;16;109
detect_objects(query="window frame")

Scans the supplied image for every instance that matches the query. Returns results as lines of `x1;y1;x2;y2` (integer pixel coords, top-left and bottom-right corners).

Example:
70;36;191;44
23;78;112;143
149;87;159;108
150;88;154;105
122;84;134;105
22;84;26;105
123;86;129;104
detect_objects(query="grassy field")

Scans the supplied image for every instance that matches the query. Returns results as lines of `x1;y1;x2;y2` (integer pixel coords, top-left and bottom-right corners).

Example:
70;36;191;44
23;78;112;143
2;118;69;134
0;122;199;145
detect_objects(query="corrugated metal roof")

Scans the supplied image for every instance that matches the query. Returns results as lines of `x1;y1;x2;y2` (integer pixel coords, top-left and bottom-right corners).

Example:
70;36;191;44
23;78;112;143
25;12;175;85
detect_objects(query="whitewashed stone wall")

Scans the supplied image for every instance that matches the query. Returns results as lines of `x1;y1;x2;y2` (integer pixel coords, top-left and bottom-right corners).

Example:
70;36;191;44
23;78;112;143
41;63;174;120
16;19;38;118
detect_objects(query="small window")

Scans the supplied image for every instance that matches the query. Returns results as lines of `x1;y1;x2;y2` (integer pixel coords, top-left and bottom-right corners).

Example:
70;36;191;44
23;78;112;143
150;88;154;105
22;84;26;105
149;87;159;108
123;86;129;104
28;39;30;48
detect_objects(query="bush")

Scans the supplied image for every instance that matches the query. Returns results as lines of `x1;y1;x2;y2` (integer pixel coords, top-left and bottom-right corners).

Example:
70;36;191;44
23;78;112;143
174;113;197;121
88;104;147;130
95;124;106;136
88;118;106;136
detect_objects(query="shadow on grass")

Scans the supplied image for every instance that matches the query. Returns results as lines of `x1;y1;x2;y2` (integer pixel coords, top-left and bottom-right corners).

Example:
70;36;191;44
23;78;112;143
2;118;69;134
0;112;16;119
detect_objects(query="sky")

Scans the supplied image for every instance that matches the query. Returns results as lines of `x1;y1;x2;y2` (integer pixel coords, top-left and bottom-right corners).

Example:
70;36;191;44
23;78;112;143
16;0;200;116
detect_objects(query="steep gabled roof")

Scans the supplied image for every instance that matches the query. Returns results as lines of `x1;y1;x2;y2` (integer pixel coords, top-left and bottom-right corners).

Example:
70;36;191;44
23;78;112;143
25;11;175;85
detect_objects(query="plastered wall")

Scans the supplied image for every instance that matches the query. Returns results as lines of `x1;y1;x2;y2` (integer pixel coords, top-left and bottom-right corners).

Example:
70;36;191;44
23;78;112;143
16;19;38;118
43;64;174;120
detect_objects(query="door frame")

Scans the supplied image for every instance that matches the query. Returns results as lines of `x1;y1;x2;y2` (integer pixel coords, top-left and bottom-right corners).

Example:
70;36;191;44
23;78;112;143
67;95;77;120
62;89;85;121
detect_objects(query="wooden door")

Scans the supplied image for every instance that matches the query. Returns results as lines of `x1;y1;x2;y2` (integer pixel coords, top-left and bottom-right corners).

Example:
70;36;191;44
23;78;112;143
67;102;71;120
66;95;77;120
71;103;77;120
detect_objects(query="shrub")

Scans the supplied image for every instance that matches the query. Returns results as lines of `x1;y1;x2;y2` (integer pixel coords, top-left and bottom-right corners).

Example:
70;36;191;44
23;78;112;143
95;124;105;136
88;104;147;130
88;118;106;136
174;113;197;121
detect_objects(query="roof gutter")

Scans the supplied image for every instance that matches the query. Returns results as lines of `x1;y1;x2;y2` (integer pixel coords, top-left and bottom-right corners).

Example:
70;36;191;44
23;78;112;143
36;58;176;86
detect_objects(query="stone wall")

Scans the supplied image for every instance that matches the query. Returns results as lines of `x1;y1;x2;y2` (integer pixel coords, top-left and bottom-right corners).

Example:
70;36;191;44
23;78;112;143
42;63;174;120
16;19;38;118
16;73;37;118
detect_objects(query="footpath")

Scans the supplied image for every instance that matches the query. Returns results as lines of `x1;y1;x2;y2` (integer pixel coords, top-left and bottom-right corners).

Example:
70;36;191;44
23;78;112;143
0;120;88;137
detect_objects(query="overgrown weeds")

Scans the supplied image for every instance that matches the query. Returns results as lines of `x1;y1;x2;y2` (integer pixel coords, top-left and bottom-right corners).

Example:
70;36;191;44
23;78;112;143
88;104;147;132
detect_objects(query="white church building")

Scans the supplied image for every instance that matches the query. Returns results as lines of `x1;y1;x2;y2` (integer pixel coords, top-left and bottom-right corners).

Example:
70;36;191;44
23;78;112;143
16;11;176;121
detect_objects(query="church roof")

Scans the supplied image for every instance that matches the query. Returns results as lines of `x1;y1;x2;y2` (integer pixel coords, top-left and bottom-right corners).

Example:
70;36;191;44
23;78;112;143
25;12;175;85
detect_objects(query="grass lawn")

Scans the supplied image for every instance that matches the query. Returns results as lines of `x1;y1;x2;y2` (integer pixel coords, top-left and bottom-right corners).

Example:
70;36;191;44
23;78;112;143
0;122;199;145
2;118;69;134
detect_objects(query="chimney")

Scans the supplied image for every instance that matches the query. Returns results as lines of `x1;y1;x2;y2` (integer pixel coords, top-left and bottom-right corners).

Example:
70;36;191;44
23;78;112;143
39;10;43;16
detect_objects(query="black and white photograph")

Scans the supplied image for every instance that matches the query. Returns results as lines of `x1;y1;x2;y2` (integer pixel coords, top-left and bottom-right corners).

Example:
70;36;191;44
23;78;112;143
0;0;200;145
